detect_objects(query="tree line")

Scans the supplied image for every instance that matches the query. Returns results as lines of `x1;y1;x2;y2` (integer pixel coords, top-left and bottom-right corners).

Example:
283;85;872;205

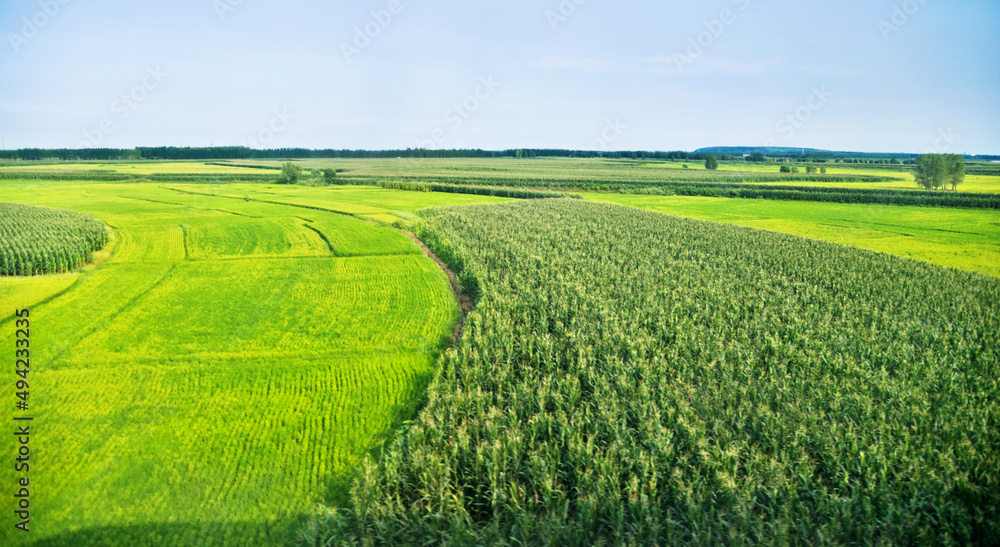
1;148;991;167
0;147;742;162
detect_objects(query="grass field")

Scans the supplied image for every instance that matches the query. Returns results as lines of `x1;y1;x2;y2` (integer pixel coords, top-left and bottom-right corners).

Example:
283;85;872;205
316;199;999;544
0;180;507;545
585;194;1000;278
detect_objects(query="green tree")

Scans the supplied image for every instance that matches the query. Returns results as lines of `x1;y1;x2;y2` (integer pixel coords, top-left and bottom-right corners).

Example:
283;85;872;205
280;162;304;184
945;154;965;191
322;168;337;185
820;167;827;174
705;155;719;170
914;154;946;190
806;166;818;174
780;165;792;173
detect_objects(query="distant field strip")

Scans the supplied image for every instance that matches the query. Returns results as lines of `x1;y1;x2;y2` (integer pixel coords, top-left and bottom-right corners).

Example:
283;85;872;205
587;194;1000;278
0;182;463;545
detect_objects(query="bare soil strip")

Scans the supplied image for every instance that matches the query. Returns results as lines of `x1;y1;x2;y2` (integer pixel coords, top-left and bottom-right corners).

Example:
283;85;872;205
402;230;472;345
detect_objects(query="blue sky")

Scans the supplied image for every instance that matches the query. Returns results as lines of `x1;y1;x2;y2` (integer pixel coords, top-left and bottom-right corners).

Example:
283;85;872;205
1;0;998;153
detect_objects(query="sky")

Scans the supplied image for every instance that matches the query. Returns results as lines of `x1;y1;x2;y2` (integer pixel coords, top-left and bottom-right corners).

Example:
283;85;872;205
1;0;998;154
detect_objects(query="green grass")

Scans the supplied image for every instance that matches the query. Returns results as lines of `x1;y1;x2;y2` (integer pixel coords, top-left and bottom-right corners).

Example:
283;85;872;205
0;181;510;545
0;275;77;320
313;199;999;545
584;194;1000;278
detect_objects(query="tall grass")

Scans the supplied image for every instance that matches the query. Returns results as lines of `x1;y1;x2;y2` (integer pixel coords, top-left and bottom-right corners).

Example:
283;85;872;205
0;202;108;275
305;199;1000;545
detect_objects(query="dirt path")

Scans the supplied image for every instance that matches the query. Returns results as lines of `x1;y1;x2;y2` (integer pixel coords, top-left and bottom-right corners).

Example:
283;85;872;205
401;230;472;345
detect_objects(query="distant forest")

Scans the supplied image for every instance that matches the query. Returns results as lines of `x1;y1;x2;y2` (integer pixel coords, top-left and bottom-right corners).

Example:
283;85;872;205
0;147;718;161
0;146;996;162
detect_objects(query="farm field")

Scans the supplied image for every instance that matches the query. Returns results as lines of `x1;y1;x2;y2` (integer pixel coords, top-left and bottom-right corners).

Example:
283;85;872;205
0;161;274;175
0;180;509;545
0;202;109;275
3;0;996;541
641;160;1000;192
317;199;999;544
224;157;1000;193
744;174;1000;194
159;183;514;224
1;161;997;545
586;193;1000;278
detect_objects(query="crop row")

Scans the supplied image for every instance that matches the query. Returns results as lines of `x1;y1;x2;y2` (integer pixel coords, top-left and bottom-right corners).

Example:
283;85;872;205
346;174;998;209
349;175;1000;209
373;180;579;200
346;171;899;187
0;202;108;275
308;199;1000;545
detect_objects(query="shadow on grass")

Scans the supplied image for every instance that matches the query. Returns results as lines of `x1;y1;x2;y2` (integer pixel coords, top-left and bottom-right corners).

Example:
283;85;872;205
28;517;309;547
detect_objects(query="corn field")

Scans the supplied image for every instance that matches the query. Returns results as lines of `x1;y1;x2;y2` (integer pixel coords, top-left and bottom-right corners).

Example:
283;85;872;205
0;201;108;275
308;199;1000;545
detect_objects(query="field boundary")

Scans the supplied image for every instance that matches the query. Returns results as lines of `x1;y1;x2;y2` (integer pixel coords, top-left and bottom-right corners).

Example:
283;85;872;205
303;224;339;256
124;196;263;218
402;230;471;345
